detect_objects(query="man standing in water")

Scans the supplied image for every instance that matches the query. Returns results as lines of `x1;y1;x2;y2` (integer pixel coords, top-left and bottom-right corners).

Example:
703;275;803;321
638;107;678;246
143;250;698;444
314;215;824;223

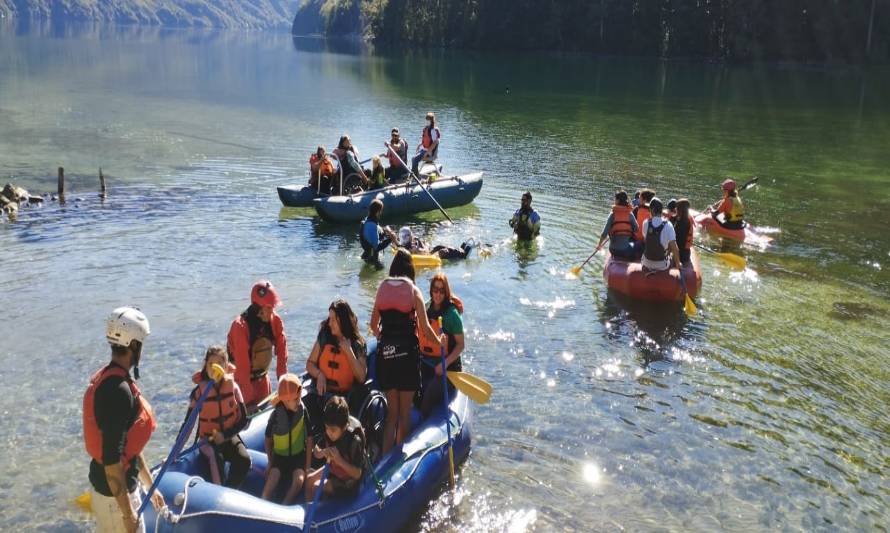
509;191;541;241
83;307;164;533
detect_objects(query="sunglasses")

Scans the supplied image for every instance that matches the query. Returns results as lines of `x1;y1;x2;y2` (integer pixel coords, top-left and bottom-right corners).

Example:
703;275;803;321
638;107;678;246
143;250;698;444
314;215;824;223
431;286;446;294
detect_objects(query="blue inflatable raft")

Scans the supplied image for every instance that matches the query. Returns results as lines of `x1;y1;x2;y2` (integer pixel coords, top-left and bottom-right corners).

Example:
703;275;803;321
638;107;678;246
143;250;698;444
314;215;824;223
313;172;483;223
142;355;472;532
277;184;320;208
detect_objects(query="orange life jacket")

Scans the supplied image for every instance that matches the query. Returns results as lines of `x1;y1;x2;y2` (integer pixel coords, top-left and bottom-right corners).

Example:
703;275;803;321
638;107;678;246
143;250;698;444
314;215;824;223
419;296;464;357
421;126;440;151
633;205;651;242
309;154;335;178
83;364;157;468
318;343;356;393
609;205;635;238
191;365;243;438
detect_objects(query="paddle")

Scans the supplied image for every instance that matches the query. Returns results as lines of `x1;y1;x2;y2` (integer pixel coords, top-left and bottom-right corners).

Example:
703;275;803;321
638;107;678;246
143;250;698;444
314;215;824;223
304;464;329;532
437;318;457;487
447;372;491;404
135;363;226;519
692;242;746;269
740;176;759;191
570;238;608;276
678;273;697;316
386;143;454;224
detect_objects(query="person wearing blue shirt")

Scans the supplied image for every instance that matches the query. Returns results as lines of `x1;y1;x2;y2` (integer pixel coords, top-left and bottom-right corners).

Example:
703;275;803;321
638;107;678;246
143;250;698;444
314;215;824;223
360;199;395;269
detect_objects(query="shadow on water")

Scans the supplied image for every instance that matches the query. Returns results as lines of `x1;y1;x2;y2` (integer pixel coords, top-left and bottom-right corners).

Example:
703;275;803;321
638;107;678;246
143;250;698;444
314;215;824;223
292;35;367;56
596;289;698;366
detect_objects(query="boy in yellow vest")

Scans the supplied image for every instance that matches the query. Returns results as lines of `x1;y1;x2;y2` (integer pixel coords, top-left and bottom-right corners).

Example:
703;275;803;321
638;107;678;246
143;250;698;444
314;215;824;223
261;374;313;504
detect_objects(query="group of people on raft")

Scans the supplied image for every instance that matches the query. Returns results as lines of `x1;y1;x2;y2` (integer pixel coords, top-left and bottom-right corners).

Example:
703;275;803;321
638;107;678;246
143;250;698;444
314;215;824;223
83;263;466;532
308;112;441;195
596;179;745;271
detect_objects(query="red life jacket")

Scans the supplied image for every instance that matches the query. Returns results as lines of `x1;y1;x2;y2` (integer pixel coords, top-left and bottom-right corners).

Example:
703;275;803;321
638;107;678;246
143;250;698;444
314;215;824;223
191;365;243;438
419;296;464;357
609;205;635;238
318;344;356;394
421;126;440;151
83;364;157;468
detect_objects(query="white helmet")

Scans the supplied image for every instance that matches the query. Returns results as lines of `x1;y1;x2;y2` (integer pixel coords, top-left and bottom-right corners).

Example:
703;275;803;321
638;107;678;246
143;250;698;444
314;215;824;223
398;226;413;247
106;307;150;348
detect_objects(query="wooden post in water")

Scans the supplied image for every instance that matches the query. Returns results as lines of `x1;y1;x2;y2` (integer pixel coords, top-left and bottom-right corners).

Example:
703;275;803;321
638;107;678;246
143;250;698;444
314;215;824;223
57;167;65;202
99;167;106;198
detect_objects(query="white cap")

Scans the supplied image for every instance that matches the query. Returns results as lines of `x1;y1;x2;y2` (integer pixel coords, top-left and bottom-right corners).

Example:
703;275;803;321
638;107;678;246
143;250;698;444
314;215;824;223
398;227;412;247
106;307;150;348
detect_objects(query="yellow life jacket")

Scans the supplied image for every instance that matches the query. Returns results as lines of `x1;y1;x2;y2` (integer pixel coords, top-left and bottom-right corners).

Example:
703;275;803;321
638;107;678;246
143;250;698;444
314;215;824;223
727;196;744;223
270;404;307;457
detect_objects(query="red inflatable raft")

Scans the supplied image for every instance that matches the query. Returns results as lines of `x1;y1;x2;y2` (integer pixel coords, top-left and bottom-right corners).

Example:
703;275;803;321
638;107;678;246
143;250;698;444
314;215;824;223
603;248;702;302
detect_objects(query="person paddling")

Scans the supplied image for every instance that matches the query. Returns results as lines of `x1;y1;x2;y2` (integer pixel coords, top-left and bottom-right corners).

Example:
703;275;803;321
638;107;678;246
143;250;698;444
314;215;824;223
411;112;440;175
708;178;745;229
509;191;541;241
595;190;639;260
360;199;396;270
182;346;251;488
641;197;681;273
228;281;288;413
83;307;164;533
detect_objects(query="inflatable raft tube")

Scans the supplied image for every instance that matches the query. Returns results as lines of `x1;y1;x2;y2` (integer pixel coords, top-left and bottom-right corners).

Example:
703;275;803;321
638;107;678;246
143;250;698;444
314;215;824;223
143;349;472;532
603;248;702;302
692;210;773;246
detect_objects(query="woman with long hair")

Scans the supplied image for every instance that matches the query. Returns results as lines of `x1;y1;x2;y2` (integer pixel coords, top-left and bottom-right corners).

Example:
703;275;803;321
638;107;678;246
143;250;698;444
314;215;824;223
370;249;440;454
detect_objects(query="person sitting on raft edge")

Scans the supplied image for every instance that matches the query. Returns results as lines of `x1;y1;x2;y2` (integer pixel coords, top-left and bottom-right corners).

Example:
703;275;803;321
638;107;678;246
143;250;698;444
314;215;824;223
305;396;365;501
261;373;312;505
398;226;474;260
368;156;387;190
182;345;251;488
382;127;409;183
509;191;541;241
641;197;681;273
360;199;396;270
595;190;639;260
709;178;745;230
411;112;440;175
632;188;656;253
309;146;336;194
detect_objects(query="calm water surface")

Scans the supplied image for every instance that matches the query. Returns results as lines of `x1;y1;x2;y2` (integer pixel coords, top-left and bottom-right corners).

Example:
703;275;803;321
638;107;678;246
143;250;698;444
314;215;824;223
1;22;889;532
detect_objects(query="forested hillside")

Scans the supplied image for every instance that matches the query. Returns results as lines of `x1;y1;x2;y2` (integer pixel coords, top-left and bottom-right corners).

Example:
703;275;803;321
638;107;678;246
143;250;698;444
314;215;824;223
0;0;299;29
293;0;889;63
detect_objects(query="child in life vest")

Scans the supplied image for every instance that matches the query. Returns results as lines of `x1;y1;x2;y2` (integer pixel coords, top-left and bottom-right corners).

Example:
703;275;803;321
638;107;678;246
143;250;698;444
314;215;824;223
261;374;313;504
183;345;251;487
305;396;365;501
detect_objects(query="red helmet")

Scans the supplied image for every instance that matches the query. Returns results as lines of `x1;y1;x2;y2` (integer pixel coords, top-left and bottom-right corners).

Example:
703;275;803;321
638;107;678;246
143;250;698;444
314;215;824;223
251;280;281;308
722;178;736;191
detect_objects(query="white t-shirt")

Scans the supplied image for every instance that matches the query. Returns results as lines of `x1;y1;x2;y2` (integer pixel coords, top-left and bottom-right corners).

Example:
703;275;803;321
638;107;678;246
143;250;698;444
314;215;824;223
641;217;676;271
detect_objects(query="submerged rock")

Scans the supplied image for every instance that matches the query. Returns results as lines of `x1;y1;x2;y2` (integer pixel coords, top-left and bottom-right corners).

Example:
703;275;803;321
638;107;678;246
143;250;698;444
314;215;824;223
828;301;883;321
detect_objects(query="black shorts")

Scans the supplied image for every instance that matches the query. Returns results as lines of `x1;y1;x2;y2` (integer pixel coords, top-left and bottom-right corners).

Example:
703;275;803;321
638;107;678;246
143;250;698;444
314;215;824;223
271;452;306;477
376;338;420;392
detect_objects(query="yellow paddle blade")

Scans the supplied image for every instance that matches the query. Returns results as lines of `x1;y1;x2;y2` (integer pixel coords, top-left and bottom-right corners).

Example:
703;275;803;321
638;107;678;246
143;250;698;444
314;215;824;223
716;252;746;269
684;295;698;316
569;265;582;276
74;491;92;512
209;363;226;382
257;391;278;408
448;371;492;404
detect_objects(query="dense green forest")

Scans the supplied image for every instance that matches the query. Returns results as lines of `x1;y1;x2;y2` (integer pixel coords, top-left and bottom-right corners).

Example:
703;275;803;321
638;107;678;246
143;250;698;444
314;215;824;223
0;0;299;28
293;0;889;63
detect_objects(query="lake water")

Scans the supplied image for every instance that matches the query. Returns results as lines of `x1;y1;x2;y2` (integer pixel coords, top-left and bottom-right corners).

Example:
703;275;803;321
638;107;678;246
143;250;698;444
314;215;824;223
1;21;888;532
